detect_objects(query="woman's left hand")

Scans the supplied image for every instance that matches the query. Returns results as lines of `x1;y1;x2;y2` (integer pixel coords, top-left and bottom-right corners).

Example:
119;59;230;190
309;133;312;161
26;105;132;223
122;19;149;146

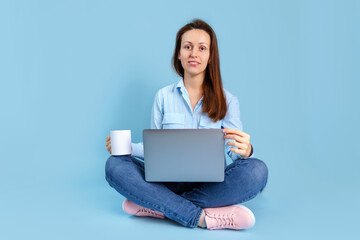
223;128;252;159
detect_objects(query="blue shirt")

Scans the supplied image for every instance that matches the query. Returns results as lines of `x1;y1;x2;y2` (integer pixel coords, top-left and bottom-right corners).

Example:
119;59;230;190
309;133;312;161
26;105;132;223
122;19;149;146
131;79;252;162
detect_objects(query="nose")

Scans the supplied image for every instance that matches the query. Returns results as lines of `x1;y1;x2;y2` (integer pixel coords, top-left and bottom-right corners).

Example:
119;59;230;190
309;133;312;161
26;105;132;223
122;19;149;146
190;48;198;59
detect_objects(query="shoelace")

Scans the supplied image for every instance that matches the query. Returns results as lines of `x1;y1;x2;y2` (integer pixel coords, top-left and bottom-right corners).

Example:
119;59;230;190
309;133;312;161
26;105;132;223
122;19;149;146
139;207;163;217
213;213;236;228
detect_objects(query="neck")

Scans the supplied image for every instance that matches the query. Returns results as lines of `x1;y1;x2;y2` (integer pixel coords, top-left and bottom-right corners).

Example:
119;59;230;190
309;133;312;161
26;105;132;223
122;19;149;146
183;71;204;94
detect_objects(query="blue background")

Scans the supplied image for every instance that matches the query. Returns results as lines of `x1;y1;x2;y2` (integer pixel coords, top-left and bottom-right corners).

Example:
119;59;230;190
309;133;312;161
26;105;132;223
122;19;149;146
1;0;359;239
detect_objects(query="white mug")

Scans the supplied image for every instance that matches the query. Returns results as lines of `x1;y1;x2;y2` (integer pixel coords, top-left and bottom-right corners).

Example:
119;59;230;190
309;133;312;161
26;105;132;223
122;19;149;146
110;130;132;156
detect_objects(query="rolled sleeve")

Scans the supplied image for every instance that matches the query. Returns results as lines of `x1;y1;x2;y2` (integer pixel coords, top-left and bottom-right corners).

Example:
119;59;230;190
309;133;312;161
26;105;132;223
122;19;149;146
131;142;144;159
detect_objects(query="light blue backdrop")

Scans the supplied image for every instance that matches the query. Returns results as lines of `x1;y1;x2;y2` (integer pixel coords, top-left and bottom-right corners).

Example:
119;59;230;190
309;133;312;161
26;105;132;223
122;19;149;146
0;0;359;239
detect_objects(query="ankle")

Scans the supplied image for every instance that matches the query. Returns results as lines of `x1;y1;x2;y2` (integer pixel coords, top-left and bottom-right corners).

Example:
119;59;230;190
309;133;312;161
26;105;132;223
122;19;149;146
198;210;206;228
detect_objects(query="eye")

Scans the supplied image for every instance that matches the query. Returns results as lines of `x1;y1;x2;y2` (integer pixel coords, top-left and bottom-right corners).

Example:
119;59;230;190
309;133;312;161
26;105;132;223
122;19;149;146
185;45;191;50
200;46;206;51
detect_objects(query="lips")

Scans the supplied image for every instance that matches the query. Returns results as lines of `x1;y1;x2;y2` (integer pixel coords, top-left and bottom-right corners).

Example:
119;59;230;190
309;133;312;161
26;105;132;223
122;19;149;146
188;61;200;66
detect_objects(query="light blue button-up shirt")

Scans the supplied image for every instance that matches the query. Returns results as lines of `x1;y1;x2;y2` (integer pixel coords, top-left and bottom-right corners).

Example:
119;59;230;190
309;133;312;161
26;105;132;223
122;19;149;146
131;79;252;162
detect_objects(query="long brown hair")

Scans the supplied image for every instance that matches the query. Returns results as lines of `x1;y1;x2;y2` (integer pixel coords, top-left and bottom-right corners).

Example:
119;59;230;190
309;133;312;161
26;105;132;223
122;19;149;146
172;19;227;122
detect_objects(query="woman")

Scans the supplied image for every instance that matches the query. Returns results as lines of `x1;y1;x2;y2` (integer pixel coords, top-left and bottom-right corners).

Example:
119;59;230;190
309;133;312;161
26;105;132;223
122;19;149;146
105;19;268;230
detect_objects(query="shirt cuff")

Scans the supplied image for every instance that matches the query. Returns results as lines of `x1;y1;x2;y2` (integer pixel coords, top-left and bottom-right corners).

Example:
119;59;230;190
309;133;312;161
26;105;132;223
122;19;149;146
131;142;144;159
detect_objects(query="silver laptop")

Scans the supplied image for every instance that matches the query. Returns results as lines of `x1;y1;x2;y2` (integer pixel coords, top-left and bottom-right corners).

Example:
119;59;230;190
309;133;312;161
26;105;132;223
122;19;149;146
143;129;225;182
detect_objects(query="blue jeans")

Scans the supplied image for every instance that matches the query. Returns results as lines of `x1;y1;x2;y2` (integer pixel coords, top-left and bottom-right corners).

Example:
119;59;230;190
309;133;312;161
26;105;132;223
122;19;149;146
105;155;268;228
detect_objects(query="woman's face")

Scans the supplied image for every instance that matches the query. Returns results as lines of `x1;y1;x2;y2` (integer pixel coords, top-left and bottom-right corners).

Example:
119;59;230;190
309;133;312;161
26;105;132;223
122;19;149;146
178;29;211;78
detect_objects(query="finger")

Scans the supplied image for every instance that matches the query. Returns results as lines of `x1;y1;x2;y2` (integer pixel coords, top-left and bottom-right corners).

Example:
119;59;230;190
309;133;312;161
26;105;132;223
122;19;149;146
106;136;110;141
224;134;245;143
230;147;246;157
223;128;248;137
227;141;247;150
223;128;250;138
236;143;248;150
226;141;240;148
107;146;111;153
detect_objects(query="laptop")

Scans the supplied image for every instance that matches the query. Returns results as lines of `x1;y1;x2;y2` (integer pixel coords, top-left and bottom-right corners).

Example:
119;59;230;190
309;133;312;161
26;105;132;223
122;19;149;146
143;129;225;182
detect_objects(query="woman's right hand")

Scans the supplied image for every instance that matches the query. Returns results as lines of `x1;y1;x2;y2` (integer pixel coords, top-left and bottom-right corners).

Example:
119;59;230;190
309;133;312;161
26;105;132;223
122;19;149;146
105;136;111;154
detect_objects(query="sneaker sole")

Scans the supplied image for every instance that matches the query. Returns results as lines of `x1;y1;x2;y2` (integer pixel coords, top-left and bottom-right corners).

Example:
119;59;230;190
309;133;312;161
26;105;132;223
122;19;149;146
235;204;256;227
122;199;125;210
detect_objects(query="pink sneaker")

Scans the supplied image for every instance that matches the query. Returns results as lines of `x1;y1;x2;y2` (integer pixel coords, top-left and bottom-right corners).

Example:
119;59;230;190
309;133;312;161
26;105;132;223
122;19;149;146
203;204;255;230
122;199;165;219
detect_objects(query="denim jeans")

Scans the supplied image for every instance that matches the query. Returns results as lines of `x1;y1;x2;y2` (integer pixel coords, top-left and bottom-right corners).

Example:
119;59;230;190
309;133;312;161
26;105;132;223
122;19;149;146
105;155;268;228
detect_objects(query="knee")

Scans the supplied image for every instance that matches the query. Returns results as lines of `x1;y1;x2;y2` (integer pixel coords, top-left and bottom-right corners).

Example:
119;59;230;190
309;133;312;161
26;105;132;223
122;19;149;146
247;158;268;191
105;155;132;182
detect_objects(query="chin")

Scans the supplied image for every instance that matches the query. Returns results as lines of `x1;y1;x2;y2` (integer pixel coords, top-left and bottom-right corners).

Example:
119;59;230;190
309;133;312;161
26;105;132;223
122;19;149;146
185;69;205;77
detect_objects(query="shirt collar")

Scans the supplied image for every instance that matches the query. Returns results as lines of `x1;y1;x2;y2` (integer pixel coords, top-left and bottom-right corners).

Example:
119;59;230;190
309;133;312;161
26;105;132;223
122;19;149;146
174;79;185;93
174;79;204;104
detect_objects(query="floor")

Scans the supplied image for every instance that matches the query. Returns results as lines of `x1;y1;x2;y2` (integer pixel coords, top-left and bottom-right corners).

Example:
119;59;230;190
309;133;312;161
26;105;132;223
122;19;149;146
1;152;358;240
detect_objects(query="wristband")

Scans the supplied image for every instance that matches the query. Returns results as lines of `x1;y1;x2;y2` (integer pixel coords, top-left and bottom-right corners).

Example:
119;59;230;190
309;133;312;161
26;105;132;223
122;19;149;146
249;144;253;157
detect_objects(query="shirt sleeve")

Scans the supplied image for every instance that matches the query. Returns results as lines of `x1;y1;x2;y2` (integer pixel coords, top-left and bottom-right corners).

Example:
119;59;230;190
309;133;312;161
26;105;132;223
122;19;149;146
222;95;253;161
131;142;144;159
130;91;162;159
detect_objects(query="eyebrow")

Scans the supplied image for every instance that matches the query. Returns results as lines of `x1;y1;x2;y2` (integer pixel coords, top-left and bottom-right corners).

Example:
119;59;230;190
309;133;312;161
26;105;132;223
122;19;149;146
183;41;209;45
